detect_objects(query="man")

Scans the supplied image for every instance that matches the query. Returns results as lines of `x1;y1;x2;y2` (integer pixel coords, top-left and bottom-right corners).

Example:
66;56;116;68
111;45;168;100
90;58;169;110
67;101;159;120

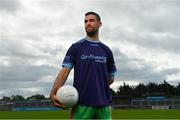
50;11;117;119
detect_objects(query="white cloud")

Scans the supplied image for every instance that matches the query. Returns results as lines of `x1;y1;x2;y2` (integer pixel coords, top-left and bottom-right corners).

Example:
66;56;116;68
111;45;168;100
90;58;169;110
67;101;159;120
167;72;180;84
0;0;21;13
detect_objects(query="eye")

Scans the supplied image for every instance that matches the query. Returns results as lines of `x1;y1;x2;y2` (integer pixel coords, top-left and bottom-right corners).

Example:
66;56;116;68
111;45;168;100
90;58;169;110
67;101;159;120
89;19;95;22
84;20;88;23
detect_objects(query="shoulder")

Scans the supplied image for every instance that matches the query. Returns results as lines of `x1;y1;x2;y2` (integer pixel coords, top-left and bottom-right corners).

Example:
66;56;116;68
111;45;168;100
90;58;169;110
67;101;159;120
99;41;113;53
73;39;86;45
70;39;85;49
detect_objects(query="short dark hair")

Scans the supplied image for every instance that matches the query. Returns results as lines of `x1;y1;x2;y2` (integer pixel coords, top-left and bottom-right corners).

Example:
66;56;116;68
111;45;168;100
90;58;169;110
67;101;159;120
85;11;101;22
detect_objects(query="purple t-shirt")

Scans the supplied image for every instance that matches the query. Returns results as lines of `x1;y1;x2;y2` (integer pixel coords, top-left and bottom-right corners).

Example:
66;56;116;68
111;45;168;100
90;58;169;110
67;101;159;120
62;39;117;106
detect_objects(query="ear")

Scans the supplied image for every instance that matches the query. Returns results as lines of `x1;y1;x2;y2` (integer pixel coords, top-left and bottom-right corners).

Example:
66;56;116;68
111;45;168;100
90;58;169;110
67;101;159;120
99;22;102;27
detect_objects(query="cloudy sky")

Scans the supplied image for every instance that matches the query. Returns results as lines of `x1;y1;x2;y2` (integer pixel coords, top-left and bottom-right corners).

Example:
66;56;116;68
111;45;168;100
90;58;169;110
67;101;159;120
0;0;179;98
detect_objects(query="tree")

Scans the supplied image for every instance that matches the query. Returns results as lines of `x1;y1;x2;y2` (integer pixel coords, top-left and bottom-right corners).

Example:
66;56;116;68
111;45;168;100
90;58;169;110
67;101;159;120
26;94;46;100
1;96;11;101
160;80;174;96
146;82;159;96
175;83;180;96
11;95;25;101
134;83;147;98
115;80;179;98
117;82;133;96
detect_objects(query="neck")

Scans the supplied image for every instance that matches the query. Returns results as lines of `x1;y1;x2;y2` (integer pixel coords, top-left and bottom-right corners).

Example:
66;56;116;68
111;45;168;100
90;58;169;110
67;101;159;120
86;35;99;41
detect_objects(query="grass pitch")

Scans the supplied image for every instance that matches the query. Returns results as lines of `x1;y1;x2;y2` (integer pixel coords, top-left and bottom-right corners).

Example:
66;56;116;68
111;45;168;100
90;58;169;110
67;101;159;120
0;109;179;119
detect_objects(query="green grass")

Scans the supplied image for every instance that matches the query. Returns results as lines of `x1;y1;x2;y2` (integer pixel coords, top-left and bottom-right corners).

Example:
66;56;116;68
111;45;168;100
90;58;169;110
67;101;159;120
112;109;180;119
0;109;179;119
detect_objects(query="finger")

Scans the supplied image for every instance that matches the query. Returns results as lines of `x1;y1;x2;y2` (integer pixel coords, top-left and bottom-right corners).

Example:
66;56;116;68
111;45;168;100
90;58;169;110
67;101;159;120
54;102;66;108
51;95;66;108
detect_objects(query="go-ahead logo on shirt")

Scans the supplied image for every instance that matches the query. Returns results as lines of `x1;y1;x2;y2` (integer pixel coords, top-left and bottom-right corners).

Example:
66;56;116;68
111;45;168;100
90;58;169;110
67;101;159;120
81;54;107;63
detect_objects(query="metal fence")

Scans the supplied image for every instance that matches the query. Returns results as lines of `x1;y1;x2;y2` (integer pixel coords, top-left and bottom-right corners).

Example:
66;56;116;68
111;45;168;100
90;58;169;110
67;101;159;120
0;100;60;111
131;98;180;109
112;96;180;109
1;97;180;110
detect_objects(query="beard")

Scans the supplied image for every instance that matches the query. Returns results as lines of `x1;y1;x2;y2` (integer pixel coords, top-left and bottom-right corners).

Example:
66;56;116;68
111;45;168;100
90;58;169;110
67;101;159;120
86;28;98;37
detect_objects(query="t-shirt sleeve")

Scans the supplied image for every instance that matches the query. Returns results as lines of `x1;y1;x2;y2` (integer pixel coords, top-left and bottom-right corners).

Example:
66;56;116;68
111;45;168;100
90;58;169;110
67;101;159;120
62;44;76;69
107;50;117;77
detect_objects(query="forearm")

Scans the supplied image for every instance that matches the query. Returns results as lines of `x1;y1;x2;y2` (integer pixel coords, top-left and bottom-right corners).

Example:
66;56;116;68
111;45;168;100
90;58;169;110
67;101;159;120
108;76;114;86
50;68;71;96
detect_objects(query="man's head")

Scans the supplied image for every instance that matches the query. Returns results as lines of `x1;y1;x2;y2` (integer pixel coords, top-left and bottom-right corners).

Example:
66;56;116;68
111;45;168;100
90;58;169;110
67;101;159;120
84;12;102;37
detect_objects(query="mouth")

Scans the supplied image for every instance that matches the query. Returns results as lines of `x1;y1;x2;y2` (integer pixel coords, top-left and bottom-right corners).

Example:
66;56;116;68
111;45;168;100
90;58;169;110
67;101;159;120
86;27;93;30
87;27;92;29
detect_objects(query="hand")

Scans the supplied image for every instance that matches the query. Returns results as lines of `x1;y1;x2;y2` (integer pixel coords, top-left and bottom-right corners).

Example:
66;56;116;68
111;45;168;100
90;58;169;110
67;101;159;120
50;95;66;108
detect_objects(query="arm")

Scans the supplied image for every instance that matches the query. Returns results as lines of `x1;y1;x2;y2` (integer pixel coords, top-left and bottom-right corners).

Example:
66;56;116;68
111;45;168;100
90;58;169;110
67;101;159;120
50;67;71;108
106;48;116;86
108;76;114;86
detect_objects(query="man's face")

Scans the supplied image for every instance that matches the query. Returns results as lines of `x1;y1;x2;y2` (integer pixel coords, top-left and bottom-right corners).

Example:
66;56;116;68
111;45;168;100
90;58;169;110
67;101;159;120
84;14;102;36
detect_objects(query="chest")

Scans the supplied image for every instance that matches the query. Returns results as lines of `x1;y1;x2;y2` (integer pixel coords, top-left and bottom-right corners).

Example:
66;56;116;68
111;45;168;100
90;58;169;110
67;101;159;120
77;44;107;64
